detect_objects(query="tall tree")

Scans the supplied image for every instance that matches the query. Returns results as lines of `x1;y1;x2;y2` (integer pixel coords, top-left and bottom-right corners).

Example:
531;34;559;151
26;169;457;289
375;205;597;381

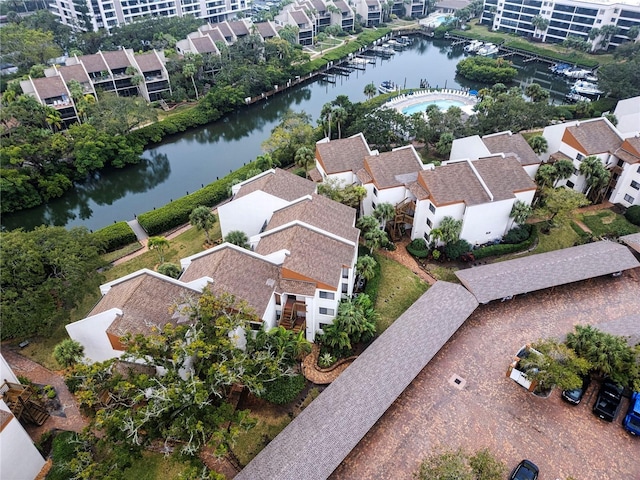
373;202;395;229
262;110;314;167
579;156;611;202
531;15;549;34
436;216;463;245
294;146;315;178
536;187;589;225
182;62;199;100
189;206;217;244
364;82;377;100
148;236;170;263
508;200;533;229
355;255;377;281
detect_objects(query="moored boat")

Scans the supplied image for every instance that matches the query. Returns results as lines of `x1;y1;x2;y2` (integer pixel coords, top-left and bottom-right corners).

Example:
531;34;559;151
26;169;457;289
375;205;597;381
378;80;400;94
477;43;499;56
572;80;602;96
464;40;483;53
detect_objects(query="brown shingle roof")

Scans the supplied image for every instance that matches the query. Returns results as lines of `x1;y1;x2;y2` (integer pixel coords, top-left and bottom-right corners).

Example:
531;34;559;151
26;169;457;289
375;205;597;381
291;10;310;26
57;64;90;84
180;245;281;318
235;168;316;202
228;20;250;36
134;51;162;73
316;134;371;175
418;156;535;207
31;76;67;100
90;272;199;338
482;132;540;166
362;146;423;189
78;53;107;74
206;29;226;44
334;0;351;12
566;119;622;155
266;194;359;244
408;181;429;200
455;241;640;304
101;50;132;70
191;36;218;54
255;22;278;39
548;151;573;163
256;224;355;289
235;282;478;480
217;22;234;39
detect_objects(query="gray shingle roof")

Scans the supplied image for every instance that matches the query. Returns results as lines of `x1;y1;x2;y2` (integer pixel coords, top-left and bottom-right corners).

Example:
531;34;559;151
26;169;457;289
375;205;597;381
134;51;162;73
191;36;218;54
255;21;278;39
57;64;90;84
31;76;67;100
566;119;622;155
456;241;640;304
482;132;540;166
235;281;478;480
316;134;371;175
361;146;424;189
101;50;131;70
78;53;107;74
235;168;316;202
620;233;640;254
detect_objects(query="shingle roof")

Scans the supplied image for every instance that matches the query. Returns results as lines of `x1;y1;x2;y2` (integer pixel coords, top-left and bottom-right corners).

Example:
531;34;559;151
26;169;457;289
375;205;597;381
316;135;371;175
235;168;316;202
179;245;281;317
256;224;355;289
548;151;573;163
419;156;535;207
217;22;234;39
455;241;640;304
235;282;478;480
266;194;359;244
101;50;131;70
334;0;351;12
408;181;429;200
57;64;90;84
90;272;199;338
566;119;622;155
78;53;107;73
206;29;226;44
228;20;250;36
482;132;540;166
361;146;424;189
134;51;162;73
255;21;278;39
31;76;67;100
620;233;640;254
291;10;310;26
191;36;218;54
614;137;640;165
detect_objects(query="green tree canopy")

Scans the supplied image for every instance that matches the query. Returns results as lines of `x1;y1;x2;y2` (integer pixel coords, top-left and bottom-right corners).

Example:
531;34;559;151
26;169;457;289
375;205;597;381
189;206;217;244
415;448;506;480
318;177;366;209
225;230;250;249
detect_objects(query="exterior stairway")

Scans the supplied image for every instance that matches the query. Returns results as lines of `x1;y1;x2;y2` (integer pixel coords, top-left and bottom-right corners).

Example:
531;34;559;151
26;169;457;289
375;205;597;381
0;381;50;426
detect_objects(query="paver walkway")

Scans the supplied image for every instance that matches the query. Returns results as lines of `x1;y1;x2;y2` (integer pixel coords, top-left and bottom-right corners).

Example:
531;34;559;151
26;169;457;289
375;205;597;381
301;345;356;385
2;347;88;441
377;237;437;285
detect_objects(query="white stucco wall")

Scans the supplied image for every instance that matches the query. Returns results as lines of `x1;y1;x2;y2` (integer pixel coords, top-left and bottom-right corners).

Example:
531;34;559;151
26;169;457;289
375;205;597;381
610;163;640;206
450;135;489;161
461;200;514;245
0;401;46;480
218;190;288;238
523;163;539;180
0;355;19;384
66;308;124;363
541;121;578;162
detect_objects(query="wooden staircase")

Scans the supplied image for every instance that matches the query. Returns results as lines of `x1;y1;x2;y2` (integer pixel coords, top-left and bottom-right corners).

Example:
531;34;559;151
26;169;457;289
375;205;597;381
279;300;306;333
390;198;416;241
0;381;50;426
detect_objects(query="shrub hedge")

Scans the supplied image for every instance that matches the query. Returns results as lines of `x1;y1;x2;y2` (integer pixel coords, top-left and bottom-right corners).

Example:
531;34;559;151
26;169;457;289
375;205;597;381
138;163;259;235
625;205;640;226
93;221;138;252
259;374;306;405
473;225;538;259
406;238;429;258
503;224;532;244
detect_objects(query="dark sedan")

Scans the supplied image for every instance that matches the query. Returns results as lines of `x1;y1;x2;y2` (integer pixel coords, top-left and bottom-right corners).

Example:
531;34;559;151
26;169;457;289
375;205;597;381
561;375;591;405
510;459;539;480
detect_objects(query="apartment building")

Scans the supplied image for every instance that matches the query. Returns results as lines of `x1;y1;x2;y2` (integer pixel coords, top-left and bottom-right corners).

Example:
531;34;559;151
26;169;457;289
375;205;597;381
481;0;640;50
49;0;251;32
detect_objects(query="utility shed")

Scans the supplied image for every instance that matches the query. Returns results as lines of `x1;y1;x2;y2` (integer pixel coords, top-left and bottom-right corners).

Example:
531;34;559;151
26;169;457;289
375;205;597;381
456;241;640;304
235;282;478;480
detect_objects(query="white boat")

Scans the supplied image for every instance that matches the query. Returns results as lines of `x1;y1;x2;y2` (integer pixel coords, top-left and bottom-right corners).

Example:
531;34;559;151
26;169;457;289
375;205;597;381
565;92;591;103
584;74;598;83
464;40;483;53
564;68;592;79
477;43;499;56
572;80;602;96
378;80;400;94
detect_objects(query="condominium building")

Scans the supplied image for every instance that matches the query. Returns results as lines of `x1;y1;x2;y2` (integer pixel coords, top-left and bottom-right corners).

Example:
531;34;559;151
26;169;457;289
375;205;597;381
49;0;251;32
481;0;640;49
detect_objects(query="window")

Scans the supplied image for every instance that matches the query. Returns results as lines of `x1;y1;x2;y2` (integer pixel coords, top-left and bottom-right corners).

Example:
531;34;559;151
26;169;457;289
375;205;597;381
426;218;433;228
249;322;262;331
631;181;640;190
576;153;584;161
319;322;330;330
637;166;640;174
319;307;335;315
617;159;624;167
319;291;335;300
342;283;348;294
429;203;436;214
371;201;376;210
624;194;634;204
566;180;575;188
342;267;349;278
373;187;378;196
423;232;430;241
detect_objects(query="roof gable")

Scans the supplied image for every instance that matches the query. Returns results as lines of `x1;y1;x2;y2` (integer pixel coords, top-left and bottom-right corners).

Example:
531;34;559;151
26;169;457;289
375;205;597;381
482;132;540;166
361;145;424;189
564;118;622;155
235;168;316;202
316;134;371;175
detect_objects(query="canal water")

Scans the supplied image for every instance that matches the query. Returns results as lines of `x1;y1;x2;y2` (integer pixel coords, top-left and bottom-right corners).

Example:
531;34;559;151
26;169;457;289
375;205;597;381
3;37;574;231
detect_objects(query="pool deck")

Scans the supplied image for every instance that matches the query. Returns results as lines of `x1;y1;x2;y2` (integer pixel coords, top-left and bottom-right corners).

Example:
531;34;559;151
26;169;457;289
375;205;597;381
384;89;478;116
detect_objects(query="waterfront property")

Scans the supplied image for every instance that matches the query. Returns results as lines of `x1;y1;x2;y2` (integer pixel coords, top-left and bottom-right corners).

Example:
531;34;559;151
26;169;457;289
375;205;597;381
66;169;359;361
481;0;640;51
384;88;478;116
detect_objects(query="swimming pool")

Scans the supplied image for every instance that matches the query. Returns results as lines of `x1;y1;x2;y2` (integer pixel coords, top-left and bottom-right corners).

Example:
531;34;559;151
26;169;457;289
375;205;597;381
402;99;467;115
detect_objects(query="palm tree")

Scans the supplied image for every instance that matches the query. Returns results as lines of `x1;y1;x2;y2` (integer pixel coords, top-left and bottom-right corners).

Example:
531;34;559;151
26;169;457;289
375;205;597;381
148;236;170;264
355;255;377;281
508;200;532;230
528;135;548;155
364;228;388;252
552;159;574;187
531;15;549;35
45;107;62;132
373;202;395;229
524;83;549;103
437;216;463;245
535;163;556;190
225;230;250;249
579;156;610;201
356;214;379;234
333;106;347;139
182;62;199;100
294;146;315;178
364;82;377;100
320;102;333;139
189;206;217;244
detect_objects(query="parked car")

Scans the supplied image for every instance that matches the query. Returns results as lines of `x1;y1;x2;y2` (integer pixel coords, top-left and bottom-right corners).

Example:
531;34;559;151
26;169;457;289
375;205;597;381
623;391;640;436
510;459;539;480
561;374;591;405
592;381;624;422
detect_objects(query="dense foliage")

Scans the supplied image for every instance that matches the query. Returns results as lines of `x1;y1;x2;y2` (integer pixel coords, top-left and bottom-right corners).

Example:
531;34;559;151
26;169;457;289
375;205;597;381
415;448;506;480
406;238;430;258
0;226;104;339
502;224;532;244
258;374;306;405
456;57;518;83
472;226;538;260
625;205;640;226
93;221;137;252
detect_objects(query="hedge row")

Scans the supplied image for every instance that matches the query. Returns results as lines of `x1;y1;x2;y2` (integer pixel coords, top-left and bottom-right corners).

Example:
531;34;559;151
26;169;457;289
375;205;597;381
406;239;429;258
137;162;259;235
93;221;137;252
473;226;538;260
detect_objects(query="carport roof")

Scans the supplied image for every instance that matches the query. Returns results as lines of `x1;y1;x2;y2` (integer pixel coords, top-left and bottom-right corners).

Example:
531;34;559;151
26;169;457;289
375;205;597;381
234;282;478;480
620;232;640;254
455;241;640;304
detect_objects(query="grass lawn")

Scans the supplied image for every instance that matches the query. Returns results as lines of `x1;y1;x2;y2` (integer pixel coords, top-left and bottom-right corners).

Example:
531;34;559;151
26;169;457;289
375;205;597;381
373;254;428;332
532;220;581;254
580;210;640;238
230;406;291;467
121;451;197;479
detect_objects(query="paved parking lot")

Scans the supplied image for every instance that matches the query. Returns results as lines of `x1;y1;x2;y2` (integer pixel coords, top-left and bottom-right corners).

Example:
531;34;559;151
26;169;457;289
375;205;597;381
332;269;640;480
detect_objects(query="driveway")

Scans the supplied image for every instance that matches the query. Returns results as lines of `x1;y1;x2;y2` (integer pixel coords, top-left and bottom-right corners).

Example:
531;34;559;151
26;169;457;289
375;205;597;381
332;269;640;480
